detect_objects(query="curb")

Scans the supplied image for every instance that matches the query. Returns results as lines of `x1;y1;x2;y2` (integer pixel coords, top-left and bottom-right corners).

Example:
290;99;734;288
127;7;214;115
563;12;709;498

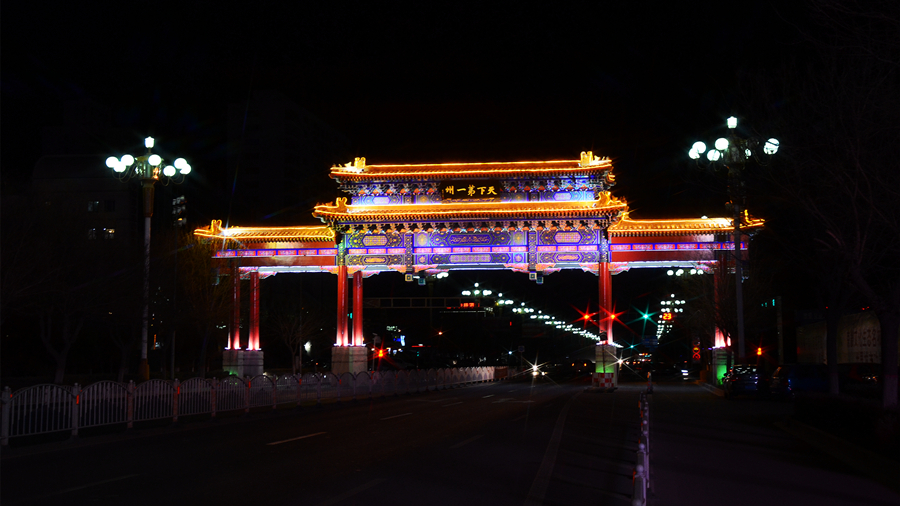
775;418;900;495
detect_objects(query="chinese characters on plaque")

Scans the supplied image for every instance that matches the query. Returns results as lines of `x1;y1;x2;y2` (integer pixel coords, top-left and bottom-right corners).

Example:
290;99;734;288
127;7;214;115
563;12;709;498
439;180;502;201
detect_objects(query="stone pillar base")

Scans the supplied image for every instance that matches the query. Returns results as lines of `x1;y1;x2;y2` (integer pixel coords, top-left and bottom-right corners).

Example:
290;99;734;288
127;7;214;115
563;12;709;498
711;348;729;386
594;343;619;388
332;346;368;375
223;349;265;377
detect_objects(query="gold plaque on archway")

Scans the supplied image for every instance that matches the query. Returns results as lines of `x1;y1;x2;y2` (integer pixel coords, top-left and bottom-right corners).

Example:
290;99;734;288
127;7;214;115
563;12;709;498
439;180;502;201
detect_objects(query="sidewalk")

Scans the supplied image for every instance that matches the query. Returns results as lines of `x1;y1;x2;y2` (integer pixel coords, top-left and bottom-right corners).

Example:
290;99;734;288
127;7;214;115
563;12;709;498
647;382;899;506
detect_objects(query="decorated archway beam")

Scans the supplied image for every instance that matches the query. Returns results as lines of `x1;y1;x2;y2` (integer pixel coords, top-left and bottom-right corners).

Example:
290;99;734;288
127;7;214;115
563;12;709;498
194;215;761;272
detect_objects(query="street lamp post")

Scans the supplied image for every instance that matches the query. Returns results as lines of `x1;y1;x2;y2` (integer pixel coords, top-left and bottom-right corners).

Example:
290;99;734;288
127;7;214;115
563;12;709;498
689;117;778;364
107;137;191;380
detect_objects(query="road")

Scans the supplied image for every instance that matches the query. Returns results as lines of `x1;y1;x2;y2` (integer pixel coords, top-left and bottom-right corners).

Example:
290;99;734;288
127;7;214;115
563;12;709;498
4;376;896;506
0;376;640;506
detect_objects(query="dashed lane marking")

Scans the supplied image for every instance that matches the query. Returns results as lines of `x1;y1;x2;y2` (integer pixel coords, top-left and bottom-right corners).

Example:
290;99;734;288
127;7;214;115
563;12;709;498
267;432;327;446
380;412;413;420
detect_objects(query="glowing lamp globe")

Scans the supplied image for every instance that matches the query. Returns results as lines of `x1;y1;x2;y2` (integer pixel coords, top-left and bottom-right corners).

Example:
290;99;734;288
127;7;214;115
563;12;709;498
727;116;738;129
144;137;155;149
764;138;779;155
106;156;119;168
163;165;176;177
707;150;721;161
714;138;729;151
121;154;135;166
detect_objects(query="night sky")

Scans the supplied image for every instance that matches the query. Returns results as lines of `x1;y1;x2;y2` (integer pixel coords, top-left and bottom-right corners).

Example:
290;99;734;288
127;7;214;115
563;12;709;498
2;2;809;336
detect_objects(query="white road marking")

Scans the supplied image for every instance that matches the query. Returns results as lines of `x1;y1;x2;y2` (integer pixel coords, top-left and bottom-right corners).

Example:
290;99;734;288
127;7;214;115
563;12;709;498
493;398;533;404
482;394;495;398
449;434;485;449
523;391;582;506
39;474;142;498
443;402;463;407
267;431;327;446
381;412;413;420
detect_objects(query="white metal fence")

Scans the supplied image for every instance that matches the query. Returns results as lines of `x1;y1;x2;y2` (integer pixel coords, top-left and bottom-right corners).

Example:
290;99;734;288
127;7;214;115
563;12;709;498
633;391;651;506
1;366;503;445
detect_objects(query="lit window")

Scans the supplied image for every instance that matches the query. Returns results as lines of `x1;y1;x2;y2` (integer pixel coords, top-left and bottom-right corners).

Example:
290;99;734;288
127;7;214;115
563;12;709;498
104;228;115;239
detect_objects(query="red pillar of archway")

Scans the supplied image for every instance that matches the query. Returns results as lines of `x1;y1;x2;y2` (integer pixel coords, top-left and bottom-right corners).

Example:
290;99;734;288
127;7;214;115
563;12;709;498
713;257;728;349
249;270;260;350
335;265;349;346
353;270;364;346
599;261;613;345
231;263;241;350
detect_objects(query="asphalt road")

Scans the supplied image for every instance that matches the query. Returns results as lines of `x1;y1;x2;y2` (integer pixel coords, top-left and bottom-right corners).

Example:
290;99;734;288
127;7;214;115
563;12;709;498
0;376;641;506
8;376;895;506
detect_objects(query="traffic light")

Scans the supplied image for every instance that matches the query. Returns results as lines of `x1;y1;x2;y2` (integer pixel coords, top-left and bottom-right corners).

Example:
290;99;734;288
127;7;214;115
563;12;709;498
757;347;762;356
376;349;385;358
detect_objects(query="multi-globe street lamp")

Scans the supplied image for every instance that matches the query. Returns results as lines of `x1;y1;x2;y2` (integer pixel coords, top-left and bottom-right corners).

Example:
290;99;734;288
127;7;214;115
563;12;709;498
106;137;191;380
688;117;778;364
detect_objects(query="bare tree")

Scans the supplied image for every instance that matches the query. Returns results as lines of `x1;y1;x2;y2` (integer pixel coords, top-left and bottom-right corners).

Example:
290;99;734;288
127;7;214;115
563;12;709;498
747;0;900;408
178;233;232;376
266;299;327;375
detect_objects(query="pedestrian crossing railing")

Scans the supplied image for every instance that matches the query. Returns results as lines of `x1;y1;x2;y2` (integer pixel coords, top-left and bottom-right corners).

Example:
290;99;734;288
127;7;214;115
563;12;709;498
1;366;504;445
633;391;651;506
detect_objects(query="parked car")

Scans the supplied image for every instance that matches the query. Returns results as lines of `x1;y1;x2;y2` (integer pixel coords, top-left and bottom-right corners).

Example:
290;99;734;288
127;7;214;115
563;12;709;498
723;365;765;398
838;363;881;397
769;364;828;398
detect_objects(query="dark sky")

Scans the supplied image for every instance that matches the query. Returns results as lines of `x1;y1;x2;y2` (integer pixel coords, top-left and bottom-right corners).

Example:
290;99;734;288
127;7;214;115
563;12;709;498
2;2;806;214
1;2;809;332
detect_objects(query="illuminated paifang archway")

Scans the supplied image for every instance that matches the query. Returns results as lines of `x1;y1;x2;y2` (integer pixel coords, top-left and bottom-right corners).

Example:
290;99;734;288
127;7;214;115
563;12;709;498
195;152;762;380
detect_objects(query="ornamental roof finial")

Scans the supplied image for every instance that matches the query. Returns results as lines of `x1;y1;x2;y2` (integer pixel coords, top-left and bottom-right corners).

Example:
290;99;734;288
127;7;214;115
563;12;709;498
580;151;592;167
